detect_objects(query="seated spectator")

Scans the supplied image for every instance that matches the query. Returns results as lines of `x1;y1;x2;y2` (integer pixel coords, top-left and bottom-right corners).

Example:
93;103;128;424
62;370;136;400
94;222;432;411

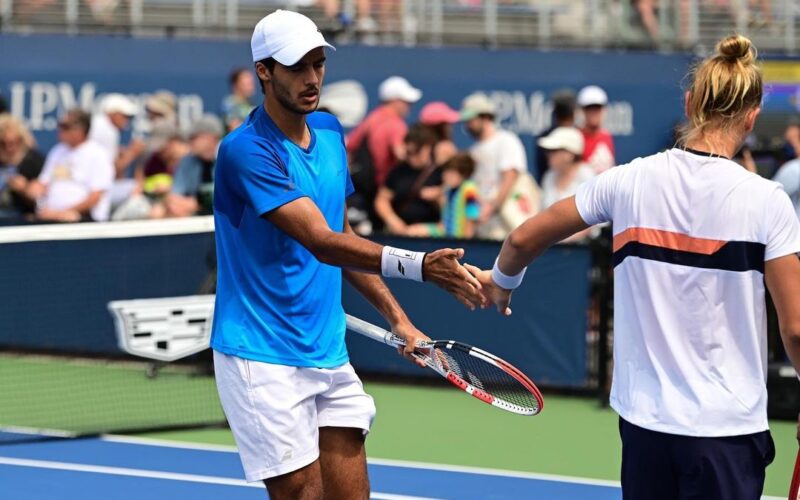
221;68;256;133
772;157;800;220
0;114;45;219
145;90;178;127
154;115;223;218
577;85;616;174
26;109;114;222
535;88;576;183
407;153;481;239
346;75;421;228
538;126;595;242
90;93;142;177
111;121;188;221
418;101;460;167
374;125;441;234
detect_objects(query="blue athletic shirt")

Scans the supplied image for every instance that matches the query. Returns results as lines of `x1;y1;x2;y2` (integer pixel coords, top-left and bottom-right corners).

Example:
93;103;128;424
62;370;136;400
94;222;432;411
210;105;355;368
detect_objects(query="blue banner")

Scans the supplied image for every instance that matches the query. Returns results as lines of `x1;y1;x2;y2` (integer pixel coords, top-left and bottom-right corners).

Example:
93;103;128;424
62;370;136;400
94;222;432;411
0;229;592;388
0;34;691;175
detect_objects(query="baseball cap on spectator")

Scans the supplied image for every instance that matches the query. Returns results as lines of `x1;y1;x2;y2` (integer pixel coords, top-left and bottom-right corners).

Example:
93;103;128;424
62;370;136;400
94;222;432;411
101;94;138;117
419;102;461;125
537;126;585;156
460;92;496;120
146;91;177;117
190;114;224;138
577;86;608;108
378;76;422;103
251;10;335;65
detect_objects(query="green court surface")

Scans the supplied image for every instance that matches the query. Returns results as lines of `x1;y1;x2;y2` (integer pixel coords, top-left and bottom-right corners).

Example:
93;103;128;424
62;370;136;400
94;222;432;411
0;354;223;435
143;381;798;498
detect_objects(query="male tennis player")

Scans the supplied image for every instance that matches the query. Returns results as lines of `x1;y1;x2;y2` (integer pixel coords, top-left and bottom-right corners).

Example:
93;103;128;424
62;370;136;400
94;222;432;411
211;9;484;500
470;35;800;499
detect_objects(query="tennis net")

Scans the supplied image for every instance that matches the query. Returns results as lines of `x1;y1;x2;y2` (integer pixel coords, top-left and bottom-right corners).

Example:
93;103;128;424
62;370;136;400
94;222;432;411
0;218;226;443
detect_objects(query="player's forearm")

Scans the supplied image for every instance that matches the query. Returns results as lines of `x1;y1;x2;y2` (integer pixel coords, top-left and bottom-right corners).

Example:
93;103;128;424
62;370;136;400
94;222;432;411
344;269;409;327
311;230;383;273
497;197;588;276
781;329;800;375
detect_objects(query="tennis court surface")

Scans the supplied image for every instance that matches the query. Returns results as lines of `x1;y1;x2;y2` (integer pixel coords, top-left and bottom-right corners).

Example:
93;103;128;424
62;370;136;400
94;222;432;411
0;433;789;500
0;434;625;500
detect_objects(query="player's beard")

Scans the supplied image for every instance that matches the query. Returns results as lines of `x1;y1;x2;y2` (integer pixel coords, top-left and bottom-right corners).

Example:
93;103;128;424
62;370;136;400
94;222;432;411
271;78;319;115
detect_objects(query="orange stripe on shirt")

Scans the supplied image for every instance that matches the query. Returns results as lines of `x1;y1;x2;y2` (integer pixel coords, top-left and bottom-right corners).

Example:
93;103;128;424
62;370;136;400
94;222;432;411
612;228;727;255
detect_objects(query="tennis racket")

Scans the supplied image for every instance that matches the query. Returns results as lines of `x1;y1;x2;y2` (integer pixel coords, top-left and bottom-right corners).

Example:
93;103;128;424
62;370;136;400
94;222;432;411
790;447;800;500
345;314;544;416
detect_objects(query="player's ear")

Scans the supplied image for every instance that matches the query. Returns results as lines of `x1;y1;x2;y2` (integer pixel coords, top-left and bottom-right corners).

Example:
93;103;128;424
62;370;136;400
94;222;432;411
255;62;271;83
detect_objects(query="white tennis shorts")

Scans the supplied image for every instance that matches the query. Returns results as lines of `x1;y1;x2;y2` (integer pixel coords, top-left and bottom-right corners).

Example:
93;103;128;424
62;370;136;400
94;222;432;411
213;351;376;482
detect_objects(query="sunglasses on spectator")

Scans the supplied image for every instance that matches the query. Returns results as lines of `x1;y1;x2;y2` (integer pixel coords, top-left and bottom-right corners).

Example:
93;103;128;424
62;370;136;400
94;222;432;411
57;122;78;130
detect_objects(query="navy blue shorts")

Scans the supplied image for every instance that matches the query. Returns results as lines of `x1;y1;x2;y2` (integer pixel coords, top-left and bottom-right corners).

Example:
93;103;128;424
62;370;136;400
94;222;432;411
619;417;775;500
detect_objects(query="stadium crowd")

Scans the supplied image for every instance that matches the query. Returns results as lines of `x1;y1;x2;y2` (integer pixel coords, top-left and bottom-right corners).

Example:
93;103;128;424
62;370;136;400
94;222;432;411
1;68;800;240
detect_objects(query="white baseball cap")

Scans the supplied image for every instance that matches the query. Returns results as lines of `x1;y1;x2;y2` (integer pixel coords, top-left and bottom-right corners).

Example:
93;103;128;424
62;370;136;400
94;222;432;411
251;10;335;65
378;76;422;103
460;92;496;120
101;93;138;116
537;126;585;155
577;85;608;107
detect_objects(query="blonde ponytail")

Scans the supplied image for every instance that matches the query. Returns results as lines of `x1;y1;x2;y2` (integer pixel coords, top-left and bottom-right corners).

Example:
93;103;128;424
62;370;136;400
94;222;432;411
679;34;762;147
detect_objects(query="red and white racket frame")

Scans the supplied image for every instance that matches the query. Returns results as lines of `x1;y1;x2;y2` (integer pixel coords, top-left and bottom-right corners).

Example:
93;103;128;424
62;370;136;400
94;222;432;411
345;314;544;416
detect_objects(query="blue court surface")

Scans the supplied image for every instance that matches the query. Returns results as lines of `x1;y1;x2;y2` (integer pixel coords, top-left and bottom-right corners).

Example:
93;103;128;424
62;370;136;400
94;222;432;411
0;434;624;499
0;435;785;500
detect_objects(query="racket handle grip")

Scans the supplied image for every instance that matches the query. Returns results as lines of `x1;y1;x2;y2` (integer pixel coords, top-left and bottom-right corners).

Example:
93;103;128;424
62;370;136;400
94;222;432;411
345;314;403;347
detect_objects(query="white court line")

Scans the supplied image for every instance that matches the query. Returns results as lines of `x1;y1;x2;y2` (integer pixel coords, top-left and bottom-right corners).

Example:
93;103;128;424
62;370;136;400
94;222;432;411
104;434;619;487
100;435;788;500
0;456;439;500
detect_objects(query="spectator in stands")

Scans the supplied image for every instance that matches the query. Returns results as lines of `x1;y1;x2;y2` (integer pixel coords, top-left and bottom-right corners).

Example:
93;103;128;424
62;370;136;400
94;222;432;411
346;76;422;188
772;157;800;220
577;85;616;174
153;114;223;218
145;90;178;128
0;114;45;219
221;68;256;133
419;101;460;167
374;124;441;234
407;153;481;239
111;120;188;221
26;109;114;222
783;118;800;162
346;76;421;228
633;0;660;40
538;126;595;242
535;88;576;183
90;94;142;175
461;92;528;240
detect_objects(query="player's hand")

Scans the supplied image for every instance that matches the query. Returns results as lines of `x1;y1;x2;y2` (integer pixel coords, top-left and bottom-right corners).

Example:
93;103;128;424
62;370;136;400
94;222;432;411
392;320;430;368
464;264;513;316
423;248;485;310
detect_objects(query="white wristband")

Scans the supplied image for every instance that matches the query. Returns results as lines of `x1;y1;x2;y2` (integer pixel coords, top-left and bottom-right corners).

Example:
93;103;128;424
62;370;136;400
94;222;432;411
381;246;426;282
491;258;527;290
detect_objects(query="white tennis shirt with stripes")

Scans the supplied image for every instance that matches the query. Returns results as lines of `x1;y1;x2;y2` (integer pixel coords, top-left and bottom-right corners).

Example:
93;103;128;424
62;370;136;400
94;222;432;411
576;148;800;437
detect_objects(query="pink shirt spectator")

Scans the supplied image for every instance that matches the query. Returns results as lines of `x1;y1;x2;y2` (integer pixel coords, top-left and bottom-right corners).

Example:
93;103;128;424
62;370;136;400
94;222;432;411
346;104;408;187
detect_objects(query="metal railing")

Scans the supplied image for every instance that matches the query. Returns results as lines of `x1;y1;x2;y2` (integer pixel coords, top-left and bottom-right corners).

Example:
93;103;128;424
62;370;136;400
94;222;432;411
0;0;798;53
